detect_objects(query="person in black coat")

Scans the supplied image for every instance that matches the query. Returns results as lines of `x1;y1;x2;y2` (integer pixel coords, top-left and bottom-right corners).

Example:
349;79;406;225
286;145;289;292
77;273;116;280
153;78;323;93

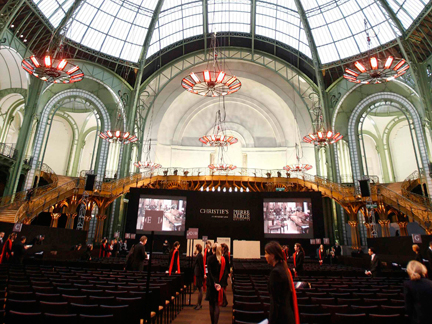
366;247;381;277
131;236;147;271
220;243;230;307
11;236;30;264
412;244;424;264
206;244;227;324
293;243;305;276
265;241;298;324
168;241;181;275
193;244;204;310
81;244;93;261
404;260;432;324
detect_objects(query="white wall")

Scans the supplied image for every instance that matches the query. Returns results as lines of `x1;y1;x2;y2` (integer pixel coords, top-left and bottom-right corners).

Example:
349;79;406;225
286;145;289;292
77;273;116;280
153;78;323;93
44;117;73;175
390;121;417;181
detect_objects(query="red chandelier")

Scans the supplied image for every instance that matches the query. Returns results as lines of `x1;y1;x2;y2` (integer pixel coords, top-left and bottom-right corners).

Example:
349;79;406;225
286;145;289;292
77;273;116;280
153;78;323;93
133;161;161;170
303;107;343;147
344;56;409;84
21;55;84;84
209;163;237;171
181;32;241;97
99;130;138;144
182;71;241;97
283;164;313;172
199;134;238;147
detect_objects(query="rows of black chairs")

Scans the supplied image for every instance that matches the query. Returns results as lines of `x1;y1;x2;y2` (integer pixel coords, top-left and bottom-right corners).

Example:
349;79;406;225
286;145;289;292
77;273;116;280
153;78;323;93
0;264;188;324
231;274;408;324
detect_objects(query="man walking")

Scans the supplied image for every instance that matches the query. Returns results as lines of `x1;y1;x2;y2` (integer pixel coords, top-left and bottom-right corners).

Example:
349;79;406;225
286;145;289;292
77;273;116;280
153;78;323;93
132;236;147;271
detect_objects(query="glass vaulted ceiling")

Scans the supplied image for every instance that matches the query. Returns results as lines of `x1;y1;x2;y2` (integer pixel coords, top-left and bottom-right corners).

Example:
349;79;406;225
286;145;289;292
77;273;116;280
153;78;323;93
32;0;428;65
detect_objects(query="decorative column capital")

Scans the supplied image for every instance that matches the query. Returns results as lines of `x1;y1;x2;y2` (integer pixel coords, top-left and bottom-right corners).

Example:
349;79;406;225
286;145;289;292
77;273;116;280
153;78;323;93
51;213;61;220
398;221;408;228
348;220;358;227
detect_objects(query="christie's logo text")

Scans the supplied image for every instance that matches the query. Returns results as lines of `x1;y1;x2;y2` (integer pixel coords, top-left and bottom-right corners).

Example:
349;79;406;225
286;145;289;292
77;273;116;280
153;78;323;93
233;210;251;221
200;209;229;219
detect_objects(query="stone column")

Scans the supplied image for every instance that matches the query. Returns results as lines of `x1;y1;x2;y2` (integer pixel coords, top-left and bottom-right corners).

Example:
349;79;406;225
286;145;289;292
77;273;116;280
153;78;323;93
398;221;409;236
378;219;391;237
83;216;92;232
50;213;61;228
94;214;107;243
348;220;361;250
364;222;373;239
65;213;77;229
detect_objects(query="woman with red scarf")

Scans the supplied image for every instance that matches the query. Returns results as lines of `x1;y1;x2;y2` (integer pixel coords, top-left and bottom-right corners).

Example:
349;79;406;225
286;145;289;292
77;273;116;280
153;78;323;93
0;233;16;264
265;241;300;324
318;245;326;266
168;241;181;275
206;243;226;324
293;243;305;276
99;239;108;258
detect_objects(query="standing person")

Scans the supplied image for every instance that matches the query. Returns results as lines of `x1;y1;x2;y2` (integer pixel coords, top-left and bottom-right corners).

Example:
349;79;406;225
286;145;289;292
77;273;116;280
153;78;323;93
265;241;299;324
112;239;120;257
81;244;93;261
0;233;17;264
404;260;432;324
333;241;341;257
412;244;424;264
99;239;108;258
163;240;170;254
206;244;227;324
293;243;304;276
317;244;326;266
125;244;135;270
193;244;204;310
11;236;30;264
168;241;181;275
220;243;230;307
366;247;381;277
131;236;147;271
203;241;213;290
426;241;432;275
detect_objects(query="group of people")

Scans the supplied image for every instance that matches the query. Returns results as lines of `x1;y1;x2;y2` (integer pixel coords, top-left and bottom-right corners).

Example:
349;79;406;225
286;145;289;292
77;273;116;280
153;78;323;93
316;242;342;265
192;241;230;324
0;232;32;264
99;238;128;258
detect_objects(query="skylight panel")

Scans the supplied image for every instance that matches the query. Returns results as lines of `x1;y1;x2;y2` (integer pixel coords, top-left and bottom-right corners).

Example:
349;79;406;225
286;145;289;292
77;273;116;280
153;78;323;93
32;0;74;28
388;0;427;29
208;0;251;33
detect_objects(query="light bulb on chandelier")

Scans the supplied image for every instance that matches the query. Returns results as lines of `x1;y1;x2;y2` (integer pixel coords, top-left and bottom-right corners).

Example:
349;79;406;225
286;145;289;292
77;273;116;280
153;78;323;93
303;106;343;147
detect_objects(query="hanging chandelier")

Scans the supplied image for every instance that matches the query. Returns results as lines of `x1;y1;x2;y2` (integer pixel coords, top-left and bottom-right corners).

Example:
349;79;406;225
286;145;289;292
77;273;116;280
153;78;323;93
303;106;342;146
199;96;238;147
209;163;237;171
283;144;313;172
21;55;84;84
181;32;241;97
99;95;137;145
343;19;409;85
133;160;161;171
20;2;84;84
343;56;409;84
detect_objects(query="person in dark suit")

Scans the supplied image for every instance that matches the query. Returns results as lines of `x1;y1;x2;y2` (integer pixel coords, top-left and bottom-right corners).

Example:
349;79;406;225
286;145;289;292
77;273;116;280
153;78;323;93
412;244;424;264
131;236;147;271
81;244;93;261
265;241;299;324
112;239;120;257
206;244;227;324
426;241;432;275
220;243;230;307
404;260;432;324
333;241;342;257
293;243;305;276
11;236;30;264
366;247;381;277
193;244;204;310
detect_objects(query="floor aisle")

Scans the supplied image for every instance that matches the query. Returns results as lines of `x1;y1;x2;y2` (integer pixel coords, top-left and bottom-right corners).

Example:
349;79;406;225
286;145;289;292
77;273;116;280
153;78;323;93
173;282;233;324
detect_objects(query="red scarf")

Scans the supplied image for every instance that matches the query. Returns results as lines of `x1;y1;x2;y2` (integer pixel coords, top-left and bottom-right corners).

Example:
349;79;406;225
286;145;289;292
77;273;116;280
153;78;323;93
218;256;226;306
283;251;287;262
169;249;180;275
319;249;323;265
286;263;300;324
228;251;230;261
99;244;106;258
293;252;297;277
203;249;208;291
0;239;12;264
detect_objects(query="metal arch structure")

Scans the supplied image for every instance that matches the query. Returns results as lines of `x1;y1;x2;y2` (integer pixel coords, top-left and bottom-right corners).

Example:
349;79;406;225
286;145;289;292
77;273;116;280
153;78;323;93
348;92;432;195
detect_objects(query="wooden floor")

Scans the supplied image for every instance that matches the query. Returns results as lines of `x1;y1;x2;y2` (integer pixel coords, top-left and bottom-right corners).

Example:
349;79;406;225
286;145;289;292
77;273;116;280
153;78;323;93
174;283;233;324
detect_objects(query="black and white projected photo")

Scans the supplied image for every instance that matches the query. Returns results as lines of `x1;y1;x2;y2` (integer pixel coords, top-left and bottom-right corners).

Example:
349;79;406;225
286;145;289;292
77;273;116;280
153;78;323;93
136;196;186;233
263;198;313;236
